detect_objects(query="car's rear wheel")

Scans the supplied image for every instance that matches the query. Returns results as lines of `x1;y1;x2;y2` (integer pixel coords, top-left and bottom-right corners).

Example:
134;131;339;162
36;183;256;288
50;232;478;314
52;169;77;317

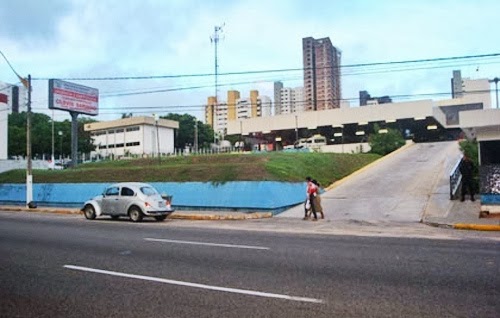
154;215;167;221
83;205;96;220
128;206;143;222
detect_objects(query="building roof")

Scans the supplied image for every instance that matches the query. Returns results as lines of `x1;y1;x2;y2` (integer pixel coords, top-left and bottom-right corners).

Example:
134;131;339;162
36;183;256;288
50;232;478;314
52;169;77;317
84;116;179;132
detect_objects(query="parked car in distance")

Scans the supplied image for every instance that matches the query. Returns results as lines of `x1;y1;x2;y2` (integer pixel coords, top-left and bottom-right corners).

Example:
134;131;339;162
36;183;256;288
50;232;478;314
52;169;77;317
81;182;174;222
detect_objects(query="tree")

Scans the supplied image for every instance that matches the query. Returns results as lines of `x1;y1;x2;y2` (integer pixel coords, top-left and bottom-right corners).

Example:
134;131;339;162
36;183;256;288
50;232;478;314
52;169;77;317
368;126;406;155
78;116;98;154
7;112;96;159
162;113;214;149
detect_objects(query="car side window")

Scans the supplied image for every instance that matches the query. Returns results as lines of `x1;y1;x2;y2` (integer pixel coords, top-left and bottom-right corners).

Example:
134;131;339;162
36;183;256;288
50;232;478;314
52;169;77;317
121;187;135;197
105;187;119;196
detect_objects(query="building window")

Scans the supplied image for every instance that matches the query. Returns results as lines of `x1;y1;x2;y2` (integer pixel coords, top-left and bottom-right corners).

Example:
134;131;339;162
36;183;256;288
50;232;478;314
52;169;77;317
126;126;140;132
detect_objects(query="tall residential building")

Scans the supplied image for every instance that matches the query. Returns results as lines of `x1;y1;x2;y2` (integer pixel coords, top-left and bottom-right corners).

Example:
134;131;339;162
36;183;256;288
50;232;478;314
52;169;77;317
273;81;283;115
279;87;305;114
205;96;216;127
237;94;272;119
227;90;240;122
206;90;271;134
302;37;341;111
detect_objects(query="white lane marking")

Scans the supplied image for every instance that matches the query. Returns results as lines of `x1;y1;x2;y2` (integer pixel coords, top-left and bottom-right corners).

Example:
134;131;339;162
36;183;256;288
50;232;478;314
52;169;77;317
64;265;323;304
144;238;270;250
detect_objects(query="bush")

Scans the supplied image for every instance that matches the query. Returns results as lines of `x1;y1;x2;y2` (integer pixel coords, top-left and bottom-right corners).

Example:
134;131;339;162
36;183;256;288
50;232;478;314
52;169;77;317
368;128;406;155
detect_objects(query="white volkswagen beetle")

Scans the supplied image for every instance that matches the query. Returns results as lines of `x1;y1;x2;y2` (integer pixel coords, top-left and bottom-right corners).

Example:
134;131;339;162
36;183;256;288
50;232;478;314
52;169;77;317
81;182;174;222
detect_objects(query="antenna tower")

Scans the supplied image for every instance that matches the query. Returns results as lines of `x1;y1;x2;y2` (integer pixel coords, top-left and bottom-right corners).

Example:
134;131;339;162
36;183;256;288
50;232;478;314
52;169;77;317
210;24;224;142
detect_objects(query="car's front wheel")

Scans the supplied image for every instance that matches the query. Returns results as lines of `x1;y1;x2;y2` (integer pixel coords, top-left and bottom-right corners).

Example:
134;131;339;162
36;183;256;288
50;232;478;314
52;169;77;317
83;205;96;220
154;215;167;222
128;206;143;222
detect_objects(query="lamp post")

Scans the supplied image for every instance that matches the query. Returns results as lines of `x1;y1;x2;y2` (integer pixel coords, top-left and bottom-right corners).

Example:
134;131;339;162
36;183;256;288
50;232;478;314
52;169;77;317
58;131;63;161
153;114;160;163
194;120;199;153
295;115;299;143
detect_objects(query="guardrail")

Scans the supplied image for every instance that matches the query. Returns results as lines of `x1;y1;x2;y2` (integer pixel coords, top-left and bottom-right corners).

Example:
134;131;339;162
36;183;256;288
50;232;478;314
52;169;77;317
449;155;463;200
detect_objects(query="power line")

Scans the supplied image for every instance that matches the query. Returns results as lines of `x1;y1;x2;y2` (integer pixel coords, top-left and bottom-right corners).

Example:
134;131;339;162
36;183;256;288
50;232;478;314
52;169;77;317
31;88;496;115
31;53;500;81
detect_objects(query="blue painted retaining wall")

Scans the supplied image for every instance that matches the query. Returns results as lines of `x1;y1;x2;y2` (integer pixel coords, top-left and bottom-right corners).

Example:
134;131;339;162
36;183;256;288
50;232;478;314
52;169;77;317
0;182;309;212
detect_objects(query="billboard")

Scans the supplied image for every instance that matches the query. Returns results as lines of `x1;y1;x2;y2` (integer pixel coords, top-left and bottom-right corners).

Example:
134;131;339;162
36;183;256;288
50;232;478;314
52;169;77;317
48;79;99;116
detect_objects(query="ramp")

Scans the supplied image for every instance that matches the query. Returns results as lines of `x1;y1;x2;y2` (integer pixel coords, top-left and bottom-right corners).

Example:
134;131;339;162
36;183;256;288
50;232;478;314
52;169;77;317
278;141;463;222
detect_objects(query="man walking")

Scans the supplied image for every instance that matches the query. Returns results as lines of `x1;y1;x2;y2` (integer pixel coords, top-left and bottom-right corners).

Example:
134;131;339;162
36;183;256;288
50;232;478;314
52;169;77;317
459;154;476;202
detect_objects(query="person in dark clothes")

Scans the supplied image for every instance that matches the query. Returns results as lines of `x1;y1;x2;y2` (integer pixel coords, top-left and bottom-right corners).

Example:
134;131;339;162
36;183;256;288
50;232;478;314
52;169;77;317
459;154;476;202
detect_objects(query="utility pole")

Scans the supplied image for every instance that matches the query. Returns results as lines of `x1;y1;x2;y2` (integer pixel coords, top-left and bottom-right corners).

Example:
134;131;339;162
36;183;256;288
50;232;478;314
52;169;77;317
210;23;224;144
0;51;34;207
26;75;34;207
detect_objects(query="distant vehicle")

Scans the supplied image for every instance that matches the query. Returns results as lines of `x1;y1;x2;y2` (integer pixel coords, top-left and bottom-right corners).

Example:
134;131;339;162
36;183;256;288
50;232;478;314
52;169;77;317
294;134;327;149
81;182;174;222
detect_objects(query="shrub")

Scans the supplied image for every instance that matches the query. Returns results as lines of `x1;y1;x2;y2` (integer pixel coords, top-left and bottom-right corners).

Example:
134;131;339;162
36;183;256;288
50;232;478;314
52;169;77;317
368;127;406;155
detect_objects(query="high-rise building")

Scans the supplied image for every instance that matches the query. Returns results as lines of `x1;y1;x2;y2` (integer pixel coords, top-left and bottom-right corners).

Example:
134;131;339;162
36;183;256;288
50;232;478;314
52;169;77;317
206;90;271;134
273;81;283;115
302;37;341;111
227;90;240;121
279;87;305;114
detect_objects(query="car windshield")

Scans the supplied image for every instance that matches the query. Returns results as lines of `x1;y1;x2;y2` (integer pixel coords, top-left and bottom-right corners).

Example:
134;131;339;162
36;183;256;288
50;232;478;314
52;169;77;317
140;186;158;196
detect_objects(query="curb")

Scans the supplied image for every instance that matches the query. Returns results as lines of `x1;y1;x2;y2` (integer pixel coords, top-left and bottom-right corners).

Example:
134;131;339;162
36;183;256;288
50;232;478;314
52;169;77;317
0;206;273;221
170;212;273;220
452;223;500;231
424;221;500;231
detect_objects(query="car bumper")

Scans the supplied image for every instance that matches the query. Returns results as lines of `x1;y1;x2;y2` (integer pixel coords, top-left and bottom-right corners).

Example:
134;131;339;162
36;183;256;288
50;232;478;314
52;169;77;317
144;209;175;216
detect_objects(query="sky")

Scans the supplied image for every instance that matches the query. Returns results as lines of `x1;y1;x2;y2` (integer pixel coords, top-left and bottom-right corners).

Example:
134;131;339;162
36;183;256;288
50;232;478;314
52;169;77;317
1;0;500;122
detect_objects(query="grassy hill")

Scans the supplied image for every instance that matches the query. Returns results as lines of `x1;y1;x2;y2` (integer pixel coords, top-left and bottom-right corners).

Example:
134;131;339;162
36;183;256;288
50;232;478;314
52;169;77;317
0;152;381;187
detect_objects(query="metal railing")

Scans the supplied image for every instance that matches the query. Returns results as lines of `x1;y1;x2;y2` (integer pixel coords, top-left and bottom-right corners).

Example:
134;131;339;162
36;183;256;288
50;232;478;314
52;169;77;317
449;155;463;200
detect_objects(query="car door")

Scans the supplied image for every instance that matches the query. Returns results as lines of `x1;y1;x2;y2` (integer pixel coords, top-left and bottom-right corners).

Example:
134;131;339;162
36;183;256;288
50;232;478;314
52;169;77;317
101;186;120;215
118;186;136;216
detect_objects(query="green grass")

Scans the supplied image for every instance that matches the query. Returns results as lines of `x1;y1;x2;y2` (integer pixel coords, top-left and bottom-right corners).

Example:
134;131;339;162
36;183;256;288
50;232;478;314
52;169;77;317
0;152;381;187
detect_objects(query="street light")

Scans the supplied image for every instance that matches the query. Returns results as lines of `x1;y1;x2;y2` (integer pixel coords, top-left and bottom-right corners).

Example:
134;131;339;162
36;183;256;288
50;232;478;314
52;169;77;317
153;114;160;163
194;120;199;153
58;131;63;161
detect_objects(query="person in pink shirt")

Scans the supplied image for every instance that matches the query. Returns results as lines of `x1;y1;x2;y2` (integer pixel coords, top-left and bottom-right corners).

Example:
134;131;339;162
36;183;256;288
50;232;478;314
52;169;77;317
304;176;318;221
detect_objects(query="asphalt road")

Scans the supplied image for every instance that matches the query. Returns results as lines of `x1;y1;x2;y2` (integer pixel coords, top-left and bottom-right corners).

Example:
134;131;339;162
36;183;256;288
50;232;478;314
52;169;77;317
1;212;499;318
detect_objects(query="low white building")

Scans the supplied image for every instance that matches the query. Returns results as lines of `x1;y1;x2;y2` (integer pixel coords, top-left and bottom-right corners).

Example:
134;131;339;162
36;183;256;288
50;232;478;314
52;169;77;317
84;116;179;159
0;82;28;159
